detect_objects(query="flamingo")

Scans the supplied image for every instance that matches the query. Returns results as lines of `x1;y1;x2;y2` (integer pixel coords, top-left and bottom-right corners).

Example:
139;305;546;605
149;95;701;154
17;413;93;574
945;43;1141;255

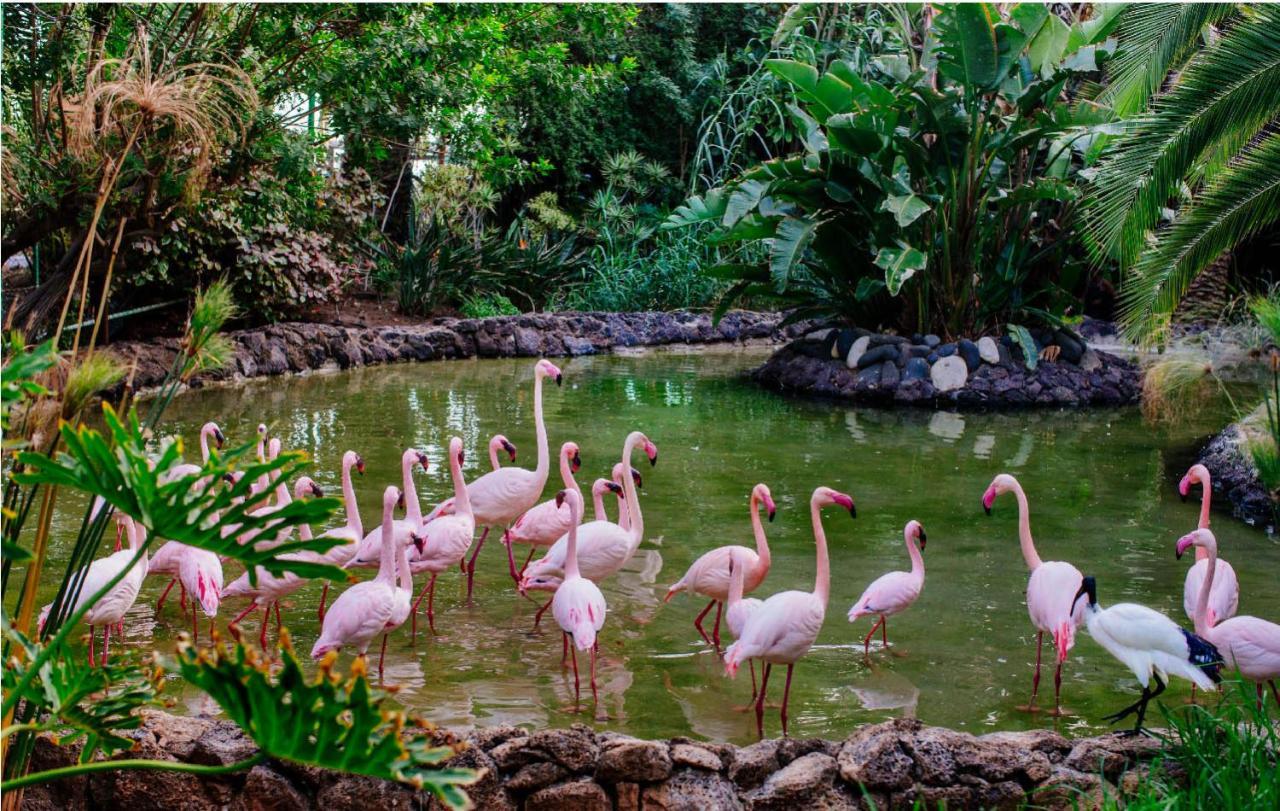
1176;529;1280;709
224;477;324;647
250;423;271;498
348;448;430;567
519;431;658;625
39;513;148;667
611;464;642;531
723;486;855;737
1071;575;1222;734
725;548;765;702
150;421;224;599
664;483;775;648
316;451;366;621
551;488;607;705
406;437;475;638
983;473;1083;715
848;520;926;655
461;358;562;595
311;486;424;671
236;438;300;550
590;478;623;522
488;434;517;470
504;442;583;578
1178;465;1239;628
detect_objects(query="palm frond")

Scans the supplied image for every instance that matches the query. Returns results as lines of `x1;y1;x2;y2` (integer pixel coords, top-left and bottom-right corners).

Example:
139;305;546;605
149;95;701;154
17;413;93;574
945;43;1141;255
1085;6;1280;268
1121;133;1280;341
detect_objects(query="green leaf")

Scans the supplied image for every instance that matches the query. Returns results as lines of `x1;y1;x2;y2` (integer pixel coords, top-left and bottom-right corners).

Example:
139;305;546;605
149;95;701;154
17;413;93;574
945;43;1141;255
873;245;927;295
1008;323;1039;370
855;277;887;301
935;3;1001;91
704;264;769;283
723;180;768;228
769;217;820;292
879;193;932;227
1027;14;1071;75
661;188;728;230
2;538;34;565
765;58;820;96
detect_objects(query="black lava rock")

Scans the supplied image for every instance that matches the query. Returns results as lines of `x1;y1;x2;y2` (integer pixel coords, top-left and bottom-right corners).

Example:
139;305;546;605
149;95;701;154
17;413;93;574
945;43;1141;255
957;339;981;372
903;357;930;381
906;344;932;359
857;344;899;369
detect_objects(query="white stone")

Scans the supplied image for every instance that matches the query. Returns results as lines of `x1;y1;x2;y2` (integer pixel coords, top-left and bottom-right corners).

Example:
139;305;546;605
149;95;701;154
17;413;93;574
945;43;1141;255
977;336;1000;365
1079;349;1102;372
845;335;870;369
930;355;969;392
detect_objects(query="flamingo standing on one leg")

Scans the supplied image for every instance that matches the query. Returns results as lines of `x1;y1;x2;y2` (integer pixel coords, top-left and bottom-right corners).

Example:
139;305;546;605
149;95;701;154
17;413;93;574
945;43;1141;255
348;449;429;567
1177;529;1280;709
725;548;764;703
39;513;149;666
724;486;855;738
312;486;423;670
406;437;475;638
316;451;366;621
1072;575;1223;734
551;488;607;705
504;442;583;579
848;520;926;655
664;483;775;648
983;473;1083;716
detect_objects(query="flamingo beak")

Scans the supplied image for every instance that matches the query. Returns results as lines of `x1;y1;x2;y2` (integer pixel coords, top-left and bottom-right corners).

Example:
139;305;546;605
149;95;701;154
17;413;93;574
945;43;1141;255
645;442;658;467
311;483;324;498
411;532;425;555
631;467;643;488
1176;536;1193;560
503;440;517;462
356;456;366;475
556;490;567;508
1178;476;1190;502
918;529;927;551
459;449;466;464
571;452;582;473
396;491;406;511
214;429;226;449
765;495;777;522
417;452;430;471
606;482;623;495
222;473;236;485
982;488;995;515
832;493;856;517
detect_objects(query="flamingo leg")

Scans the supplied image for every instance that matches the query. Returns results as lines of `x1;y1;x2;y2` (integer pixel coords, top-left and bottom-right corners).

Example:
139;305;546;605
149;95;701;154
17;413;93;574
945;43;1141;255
378;633;389;681
102;624;110;666
1269;680;1279;709
191;602;199;643
426;574;438;634
881;616;888;647
258;603;270;649
318;582;329;622
179;582;187;612
1028;631;1044;709
1257;683;1265;711
465;527;490;598
693;599;717;646
570;640;581;702
113;523;124;553
534;596;554;628
711;602;723;649
229;602;257;630
274;601;282;634
88;627;97;668
502;530;522;586
754;663;773;739
561;631;569;665
862;616;884;654
780;663;796;737
156;578;178;612
750;661;758;703
1053;660;1064;715
590;641;599;704
519;547;536;577
410;578;433;641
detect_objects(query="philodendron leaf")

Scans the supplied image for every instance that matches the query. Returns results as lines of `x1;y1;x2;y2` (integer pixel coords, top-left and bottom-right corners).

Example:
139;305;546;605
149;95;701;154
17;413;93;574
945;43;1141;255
874;245;927;296
879;193;932;227
1008;323;1039;370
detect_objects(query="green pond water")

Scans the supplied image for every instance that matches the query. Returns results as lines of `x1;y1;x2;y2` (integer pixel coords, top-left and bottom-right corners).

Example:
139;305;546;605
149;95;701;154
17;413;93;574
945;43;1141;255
38;348;1280;743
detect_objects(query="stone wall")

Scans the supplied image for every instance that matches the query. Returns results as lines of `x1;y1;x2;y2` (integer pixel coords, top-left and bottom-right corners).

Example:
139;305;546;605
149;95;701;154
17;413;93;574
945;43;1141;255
1195;422;1275;532
755;327;1141;408
22;711;1173;810
104;310;805;396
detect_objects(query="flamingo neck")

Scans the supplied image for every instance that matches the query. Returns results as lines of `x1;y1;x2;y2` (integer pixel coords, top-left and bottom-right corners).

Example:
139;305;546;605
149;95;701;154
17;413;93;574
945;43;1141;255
395;532;413;593
564;498;582;580
489;440;502;471
532;374;550;487
1194;541;1217;636
560;449;581;496
621;436;643;547
401;454;421;524
591;484;608;522
342;458;363;536
375;500;397;583
1195;476;1211;559
906;531;924;577
1010;481;1041;570
810;497;831;607
728;556;745;608
199;429;211;464
274;477;291;508
749;490;771;574
450;449;471;517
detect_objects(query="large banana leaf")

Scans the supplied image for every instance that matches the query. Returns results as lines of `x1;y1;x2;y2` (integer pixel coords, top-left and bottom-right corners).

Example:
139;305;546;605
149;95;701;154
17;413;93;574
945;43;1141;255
769;216;821;291
661;188;728;230
14;404;345;584
934;4;1025;93
180;635;478;808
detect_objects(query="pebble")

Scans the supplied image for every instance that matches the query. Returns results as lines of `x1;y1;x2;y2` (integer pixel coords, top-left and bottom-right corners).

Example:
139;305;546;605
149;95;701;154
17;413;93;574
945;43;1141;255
845;335;870;369
957;339;981;371
923;334;942;348
879;361;900;389
902;357;930;382
857;344;898;369
977;336;1000;364
937;342;957;358
930;356;968;392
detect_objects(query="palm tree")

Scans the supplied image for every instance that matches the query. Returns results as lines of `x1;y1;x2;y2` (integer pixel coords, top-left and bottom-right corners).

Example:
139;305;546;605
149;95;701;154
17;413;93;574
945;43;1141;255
1084;4;1280;342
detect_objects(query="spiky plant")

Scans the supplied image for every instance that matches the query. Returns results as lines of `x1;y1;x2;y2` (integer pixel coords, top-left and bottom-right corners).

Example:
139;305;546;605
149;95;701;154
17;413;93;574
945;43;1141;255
1085;5;1280;343
1139;354;1222;424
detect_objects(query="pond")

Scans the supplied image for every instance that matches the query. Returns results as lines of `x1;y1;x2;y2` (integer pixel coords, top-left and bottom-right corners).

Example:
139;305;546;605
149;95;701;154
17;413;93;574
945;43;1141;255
43;348;1280;744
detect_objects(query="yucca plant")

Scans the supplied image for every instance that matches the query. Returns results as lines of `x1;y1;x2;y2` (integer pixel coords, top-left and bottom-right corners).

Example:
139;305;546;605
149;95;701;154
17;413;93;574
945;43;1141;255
1085;5;1280;344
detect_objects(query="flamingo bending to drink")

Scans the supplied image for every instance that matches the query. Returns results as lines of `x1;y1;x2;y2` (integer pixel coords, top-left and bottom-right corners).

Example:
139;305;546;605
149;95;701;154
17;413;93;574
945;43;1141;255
848;520;926;654
725;548;764;701
983;474;1083;715
724;487;855;737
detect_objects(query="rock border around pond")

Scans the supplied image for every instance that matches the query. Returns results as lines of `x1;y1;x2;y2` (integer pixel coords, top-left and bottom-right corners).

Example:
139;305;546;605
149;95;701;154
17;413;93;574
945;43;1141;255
1194;422;1276;532
754;327;1141;409
102;310;808;396
22;710;1175;810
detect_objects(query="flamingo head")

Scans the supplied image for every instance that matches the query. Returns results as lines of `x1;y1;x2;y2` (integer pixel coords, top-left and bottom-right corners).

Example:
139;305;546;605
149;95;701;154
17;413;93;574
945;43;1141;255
355;453;366;475
395;488;406;512
268;437;282;460
498;435;517;462
1176;527;1216;559
564;442;582;473
296;476;323;499
816;487;856;518
754;483;776;522
1179;464;1209;502
556;489;567;509
536;359;564;386
606;481;622;495
409;529;426;555
1072;575;1097;612
415;451;430;471
982;474;1017;514
907;519;926;551
221;472;238;486
450;436;465;466
613;463;642;489
520;573;562;596
205;422;226;449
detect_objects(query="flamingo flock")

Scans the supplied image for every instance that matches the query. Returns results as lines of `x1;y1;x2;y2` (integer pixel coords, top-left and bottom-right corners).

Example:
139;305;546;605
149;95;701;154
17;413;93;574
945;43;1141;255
41;357;1280;739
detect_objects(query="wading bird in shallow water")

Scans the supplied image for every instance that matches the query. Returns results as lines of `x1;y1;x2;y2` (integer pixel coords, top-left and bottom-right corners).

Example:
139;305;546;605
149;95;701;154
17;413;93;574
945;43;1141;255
551;488;607;705
1177;529;1280;709
406;437;475;638
487;434;517;470
665;483;775;648
725;548;764;702
848;520;926;655
311;486;423;675
1178;465;1239;628
983;473;1083;715
1072;576;1222;735
724;486;855;738
348;448;429;568
505;442;583;577
316;451;366;621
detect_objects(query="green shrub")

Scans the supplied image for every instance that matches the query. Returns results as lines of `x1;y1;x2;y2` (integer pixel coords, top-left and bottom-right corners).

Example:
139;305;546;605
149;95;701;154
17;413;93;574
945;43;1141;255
460;294;519;319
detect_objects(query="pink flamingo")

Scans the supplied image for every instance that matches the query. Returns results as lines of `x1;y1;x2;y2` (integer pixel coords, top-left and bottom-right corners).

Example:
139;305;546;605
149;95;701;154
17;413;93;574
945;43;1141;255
311;486;423;674
1177;529;1280;709
665;483;775;647
250;423;271;499
1178;464;1239;627
225;477;324;647
316;451;366;621
462;358;562;595
724;486;855;737
150;421;224;597
590;478;623;522
504;442;583;576
983;473;1083;715
520;431;657;625
406;437;475;637
348;448;430;567
551;488;607;705
39;513;148;666
611;464;642;530
848;520;926;654
726;548;765;701
488;434;517;470
237;438;301;550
